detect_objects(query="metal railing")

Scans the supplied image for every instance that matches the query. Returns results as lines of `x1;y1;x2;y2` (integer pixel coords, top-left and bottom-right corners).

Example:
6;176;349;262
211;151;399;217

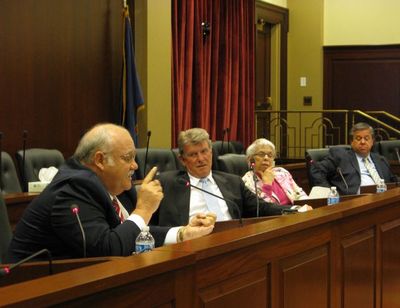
255;109;400;159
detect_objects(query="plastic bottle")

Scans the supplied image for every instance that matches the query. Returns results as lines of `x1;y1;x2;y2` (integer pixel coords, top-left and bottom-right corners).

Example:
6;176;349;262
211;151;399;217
135;226;155;254
327;186;340;205
376;179;387;193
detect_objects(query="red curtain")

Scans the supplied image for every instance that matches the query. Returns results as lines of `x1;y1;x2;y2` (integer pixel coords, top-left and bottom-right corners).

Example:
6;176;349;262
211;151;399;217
172;0;255;147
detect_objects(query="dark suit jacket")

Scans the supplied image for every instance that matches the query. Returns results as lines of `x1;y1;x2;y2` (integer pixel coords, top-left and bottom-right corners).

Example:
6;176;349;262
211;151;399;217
310;147;397;195
8;158;170;262
152;170;286;227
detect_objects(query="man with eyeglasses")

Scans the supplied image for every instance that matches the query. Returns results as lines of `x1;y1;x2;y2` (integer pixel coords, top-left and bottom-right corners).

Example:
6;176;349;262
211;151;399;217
151;128;297;228
8;123;214;262
310;122;397;195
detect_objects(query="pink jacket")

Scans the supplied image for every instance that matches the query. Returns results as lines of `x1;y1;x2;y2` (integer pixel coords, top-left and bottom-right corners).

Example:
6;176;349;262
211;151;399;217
242;167;308;205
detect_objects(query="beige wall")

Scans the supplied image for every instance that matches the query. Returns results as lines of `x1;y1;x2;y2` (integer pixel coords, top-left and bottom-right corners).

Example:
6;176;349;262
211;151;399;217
135;0;171;148
261;0;287;7
324;0;400;45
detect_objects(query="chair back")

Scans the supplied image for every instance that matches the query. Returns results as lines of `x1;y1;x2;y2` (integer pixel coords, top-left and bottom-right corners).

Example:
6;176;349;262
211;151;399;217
377;140;400;161
212;140;244;156
0;195;12;263
134;148;178;180
16;148;65;192
0;151;22;194
217;154;249;177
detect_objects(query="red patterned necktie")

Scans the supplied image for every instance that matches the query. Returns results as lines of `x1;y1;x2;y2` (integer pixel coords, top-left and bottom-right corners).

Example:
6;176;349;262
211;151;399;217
112;197;125;223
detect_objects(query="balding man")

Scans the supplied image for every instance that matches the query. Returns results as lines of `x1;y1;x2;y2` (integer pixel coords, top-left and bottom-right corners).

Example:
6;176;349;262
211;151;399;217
8;123;214;262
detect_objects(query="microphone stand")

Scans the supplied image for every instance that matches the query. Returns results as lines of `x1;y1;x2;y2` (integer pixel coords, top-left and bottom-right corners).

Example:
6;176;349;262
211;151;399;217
1;249;53;277
0;132;3;192
250;162;260;217
143;131;152;176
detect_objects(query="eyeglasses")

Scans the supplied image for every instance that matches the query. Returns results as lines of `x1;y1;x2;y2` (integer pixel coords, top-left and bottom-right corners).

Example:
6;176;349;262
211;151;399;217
103;151;135;164
253;152;274;159
119;152;136;163
184;148;211;159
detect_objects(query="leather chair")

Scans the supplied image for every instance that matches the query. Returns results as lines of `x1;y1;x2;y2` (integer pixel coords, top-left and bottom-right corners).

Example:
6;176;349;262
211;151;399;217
16;148;65;192
305;145;351;187
0;195;12;263
377;140;400;162
134;148;178;180
1;151;22;194
212;140;244;156
217;154;249;177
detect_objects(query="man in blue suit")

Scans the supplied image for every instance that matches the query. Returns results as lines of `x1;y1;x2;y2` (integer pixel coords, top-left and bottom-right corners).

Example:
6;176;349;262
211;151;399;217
310;122;398;195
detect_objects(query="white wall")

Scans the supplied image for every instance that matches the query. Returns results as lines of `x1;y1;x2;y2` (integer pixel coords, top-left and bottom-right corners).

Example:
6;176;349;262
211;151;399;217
324;0;400;45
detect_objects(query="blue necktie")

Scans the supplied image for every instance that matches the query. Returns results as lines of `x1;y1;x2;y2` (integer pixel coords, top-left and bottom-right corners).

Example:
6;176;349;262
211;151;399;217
200;178;224;220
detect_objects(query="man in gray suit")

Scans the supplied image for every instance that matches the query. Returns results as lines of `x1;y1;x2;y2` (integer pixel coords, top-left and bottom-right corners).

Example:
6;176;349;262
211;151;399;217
152;128;307;227
310;122;397;195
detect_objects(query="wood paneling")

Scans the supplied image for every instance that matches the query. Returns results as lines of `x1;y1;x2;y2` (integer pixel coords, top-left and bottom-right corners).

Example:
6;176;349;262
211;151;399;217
324;45;400;117
0;0;125;158
2;189;400;307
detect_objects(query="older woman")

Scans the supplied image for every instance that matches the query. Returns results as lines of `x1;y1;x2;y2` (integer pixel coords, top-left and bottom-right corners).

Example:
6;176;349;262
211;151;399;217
242;138;308;205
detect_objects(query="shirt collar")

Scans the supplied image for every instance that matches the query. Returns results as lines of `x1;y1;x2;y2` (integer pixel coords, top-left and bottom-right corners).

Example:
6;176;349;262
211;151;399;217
188;171;214;185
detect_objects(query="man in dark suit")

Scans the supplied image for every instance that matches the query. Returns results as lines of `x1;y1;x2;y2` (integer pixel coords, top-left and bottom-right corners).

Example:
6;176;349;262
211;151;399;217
8;124;214;262
310;122;397;195
151;128;305;227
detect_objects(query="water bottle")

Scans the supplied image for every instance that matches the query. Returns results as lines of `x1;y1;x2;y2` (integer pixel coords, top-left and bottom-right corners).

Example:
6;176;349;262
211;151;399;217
135;226;155;254
327;186;340;205
376;179;387;193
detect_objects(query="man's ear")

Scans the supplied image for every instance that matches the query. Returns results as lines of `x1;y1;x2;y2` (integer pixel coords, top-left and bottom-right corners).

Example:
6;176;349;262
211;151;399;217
178;155;187;168
93;151;107;170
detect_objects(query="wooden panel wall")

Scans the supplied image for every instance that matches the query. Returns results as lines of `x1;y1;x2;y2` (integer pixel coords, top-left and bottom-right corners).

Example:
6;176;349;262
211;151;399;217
0;0;128;158
324;45;400;117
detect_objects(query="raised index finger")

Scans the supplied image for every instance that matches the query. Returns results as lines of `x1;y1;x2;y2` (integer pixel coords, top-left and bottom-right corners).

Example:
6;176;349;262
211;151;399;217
142;166;158;184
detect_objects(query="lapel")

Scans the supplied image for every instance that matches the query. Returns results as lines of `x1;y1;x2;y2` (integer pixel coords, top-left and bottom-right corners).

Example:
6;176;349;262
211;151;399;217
174;172;192;225
349;150;361;175
212;172;235;217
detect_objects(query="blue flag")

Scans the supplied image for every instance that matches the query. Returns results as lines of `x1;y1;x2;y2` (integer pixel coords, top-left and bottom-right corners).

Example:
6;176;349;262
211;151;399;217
120;7;144;145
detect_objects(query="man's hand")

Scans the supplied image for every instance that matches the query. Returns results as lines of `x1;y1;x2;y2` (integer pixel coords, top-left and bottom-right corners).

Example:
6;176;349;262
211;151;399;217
177;213;216;242
134;167;163;223
189;212;217;227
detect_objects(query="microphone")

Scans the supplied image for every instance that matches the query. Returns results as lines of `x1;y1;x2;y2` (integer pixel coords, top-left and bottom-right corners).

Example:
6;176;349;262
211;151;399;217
221;128;226;155
336;167;349;192
226;127;231;153
394;147;400;165
250;161;260;217
176;177;243;225
143;130;152;176
70;204;87;258
0;131;3;192
0;249;53;277
21;130;28;191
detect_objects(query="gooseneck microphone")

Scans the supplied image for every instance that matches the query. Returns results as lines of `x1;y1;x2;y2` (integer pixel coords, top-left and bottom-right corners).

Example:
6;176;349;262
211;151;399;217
0;132;3;192
337;167;349;192
395;147;400;165
143;130;152;176
21;130;28;191
250;161;260;217
70;204;87;258
226;127;231;153
0;249;53;277
177;177;243;225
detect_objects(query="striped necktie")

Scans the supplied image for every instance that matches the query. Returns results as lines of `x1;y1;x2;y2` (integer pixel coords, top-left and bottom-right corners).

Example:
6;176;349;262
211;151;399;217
200;178;224;221
363;157;382;185
112;197;125;223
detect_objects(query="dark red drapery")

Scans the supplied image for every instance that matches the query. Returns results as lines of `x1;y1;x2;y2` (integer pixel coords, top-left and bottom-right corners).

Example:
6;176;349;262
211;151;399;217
172;0;255;147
